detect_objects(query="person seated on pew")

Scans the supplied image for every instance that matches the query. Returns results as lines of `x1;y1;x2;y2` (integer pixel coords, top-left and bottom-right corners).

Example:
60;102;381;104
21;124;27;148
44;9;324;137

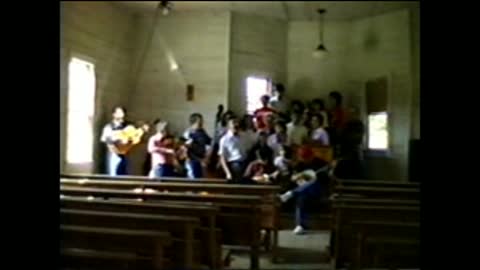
243;143;292;185
311;98;329;129
218;116;249;183
289;100;305;117
148;120;179;178
287;110;309;147
182;113;212;179
270;144;295;188
243;158;271;185
278;158;330;234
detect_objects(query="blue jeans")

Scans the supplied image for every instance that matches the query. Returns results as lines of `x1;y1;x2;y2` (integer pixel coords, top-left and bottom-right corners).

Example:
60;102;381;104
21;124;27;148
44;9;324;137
227;161;246;184
107;153;128;176
152;164;176;179
292;180;322;227
186;160;203;179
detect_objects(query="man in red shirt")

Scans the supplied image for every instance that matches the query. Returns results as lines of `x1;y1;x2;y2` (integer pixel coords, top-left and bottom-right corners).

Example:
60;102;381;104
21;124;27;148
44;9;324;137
328;91;349;131
254;95;275;133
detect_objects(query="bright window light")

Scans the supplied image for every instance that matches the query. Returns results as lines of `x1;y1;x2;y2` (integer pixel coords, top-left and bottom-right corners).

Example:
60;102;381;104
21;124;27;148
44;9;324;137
368;112;389;150
66;57;96;164
246;77;269;114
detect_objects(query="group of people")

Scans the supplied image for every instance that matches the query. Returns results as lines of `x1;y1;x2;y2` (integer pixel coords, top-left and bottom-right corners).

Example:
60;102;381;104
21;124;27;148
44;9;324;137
100;84;365;234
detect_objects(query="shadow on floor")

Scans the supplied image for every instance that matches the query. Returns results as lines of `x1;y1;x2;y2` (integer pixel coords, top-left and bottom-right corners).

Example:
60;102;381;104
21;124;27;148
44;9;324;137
274;247;330;264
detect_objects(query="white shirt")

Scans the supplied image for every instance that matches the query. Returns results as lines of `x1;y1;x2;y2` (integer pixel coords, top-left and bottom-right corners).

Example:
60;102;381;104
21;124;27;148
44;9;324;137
269;96;289;114
287;122;308;146
218;131;248;162
311;127;330;145
274;156;290;173
267;133;288;157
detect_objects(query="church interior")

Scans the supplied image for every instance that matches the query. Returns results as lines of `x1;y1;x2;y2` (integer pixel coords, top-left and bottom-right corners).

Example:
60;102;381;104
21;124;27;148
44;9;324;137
60;1;421;269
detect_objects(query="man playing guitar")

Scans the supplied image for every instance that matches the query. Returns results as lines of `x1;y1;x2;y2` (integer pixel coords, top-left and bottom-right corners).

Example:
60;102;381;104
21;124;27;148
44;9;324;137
100;106;149;176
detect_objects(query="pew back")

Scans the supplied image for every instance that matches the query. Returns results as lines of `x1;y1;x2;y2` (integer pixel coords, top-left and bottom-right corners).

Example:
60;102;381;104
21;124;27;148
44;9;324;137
61;225;172;270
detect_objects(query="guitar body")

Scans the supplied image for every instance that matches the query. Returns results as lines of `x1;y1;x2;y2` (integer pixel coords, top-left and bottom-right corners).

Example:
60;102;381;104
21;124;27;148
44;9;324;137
110;124;149;155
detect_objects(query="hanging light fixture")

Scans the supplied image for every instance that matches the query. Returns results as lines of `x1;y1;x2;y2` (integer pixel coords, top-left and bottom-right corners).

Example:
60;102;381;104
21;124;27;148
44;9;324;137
159;1;173;16
313;8;328;59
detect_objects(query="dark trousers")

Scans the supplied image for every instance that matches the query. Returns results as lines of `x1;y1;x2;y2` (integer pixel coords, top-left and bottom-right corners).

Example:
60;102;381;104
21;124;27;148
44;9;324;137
227;160;246;184
292;180;322;227
186;159;203;179
152;164;176;178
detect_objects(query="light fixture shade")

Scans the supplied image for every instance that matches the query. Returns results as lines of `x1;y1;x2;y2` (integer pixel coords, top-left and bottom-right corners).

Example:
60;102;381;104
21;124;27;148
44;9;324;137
313;44;328;59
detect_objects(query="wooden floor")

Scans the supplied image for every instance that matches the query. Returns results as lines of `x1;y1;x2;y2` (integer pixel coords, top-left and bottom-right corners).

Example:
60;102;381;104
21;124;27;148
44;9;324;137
227;229;331;270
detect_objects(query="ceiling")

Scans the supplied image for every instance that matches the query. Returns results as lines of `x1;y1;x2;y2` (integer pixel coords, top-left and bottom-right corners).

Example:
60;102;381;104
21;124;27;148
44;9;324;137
114;1;418;21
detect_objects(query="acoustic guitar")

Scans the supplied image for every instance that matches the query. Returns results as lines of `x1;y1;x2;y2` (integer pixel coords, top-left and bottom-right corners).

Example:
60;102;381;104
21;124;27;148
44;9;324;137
110;123;149;155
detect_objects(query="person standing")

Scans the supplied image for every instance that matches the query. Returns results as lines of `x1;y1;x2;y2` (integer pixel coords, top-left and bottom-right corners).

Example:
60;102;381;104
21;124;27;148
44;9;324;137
269;83;289;120
267;120;289;157
240;114;258;154
183;113;212;179
328;91;349;145
254;95;276;133
310;114;330;146
311;98;329;129
287;110;309;147
100;106;130;176
148;120;177;178
218;117;249;183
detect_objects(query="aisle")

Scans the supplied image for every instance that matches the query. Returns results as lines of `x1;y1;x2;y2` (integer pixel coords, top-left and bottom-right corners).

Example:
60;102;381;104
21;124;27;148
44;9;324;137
226;230;331;270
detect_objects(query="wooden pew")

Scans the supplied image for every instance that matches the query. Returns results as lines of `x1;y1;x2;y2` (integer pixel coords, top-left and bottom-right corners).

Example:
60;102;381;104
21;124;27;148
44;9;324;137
61;196;221;269
337;179;420;189
334;185;420;200
61;208;200;269
60;186;264;270
61;172;228;184
351;221;419;269
333;197;420;206
60;177;282;262
61;225;172;270
330;201;420;269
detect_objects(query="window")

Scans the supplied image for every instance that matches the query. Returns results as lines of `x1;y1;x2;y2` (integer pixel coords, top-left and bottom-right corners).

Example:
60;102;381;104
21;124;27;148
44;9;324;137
66;57;96;164
246;76;270;114
368;112;389;150
365;76;389;152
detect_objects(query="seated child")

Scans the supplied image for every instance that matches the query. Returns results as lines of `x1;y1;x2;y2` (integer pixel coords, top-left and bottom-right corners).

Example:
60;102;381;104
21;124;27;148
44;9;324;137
243;159;271;184
270;145;294;188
